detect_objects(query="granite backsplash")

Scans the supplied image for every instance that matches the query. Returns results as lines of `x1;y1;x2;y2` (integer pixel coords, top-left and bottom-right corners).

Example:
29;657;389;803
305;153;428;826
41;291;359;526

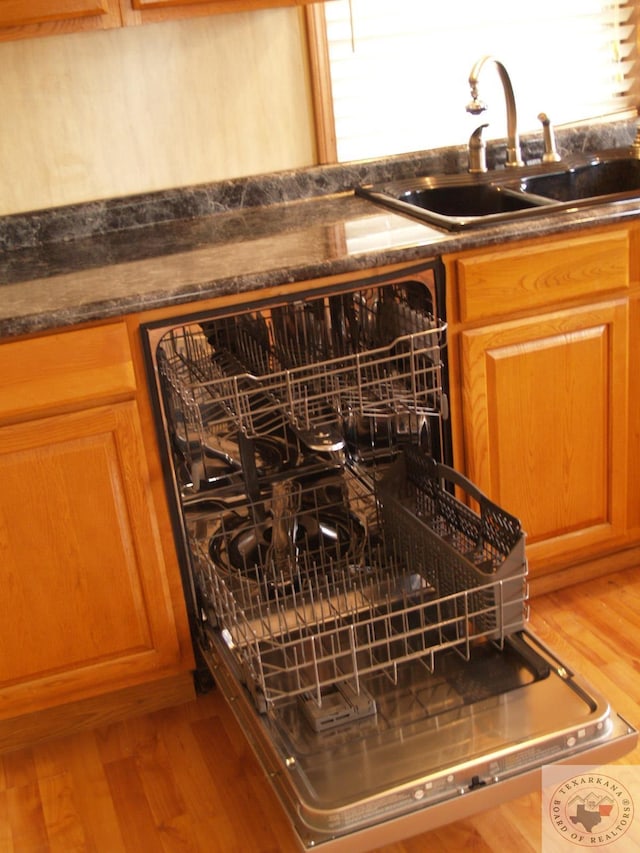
0;116;636;254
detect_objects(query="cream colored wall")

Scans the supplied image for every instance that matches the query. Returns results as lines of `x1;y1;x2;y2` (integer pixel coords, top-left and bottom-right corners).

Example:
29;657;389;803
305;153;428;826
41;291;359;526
0;8;316;216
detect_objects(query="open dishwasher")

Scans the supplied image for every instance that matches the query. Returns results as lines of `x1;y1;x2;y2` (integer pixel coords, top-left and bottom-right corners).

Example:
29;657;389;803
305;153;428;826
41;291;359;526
141;261;636;851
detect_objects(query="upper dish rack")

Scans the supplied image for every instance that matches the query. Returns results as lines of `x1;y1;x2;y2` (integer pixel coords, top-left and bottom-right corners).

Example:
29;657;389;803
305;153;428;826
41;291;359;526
157;284;447;489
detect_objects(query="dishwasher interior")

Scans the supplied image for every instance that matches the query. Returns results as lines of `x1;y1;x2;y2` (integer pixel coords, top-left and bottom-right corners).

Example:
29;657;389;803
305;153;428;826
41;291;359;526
143;263;636;850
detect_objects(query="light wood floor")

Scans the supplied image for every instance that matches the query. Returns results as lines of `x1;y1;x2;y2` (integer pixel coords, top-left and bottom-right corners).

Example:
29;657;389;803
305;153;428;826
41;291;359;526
2;566;639;853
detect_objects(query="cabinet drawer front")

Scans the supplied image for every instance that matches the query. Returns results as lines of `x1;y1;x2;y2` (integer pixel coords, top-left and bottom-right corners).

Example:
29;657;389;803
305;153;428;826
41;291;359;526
0;323;135;423
457;230;629;322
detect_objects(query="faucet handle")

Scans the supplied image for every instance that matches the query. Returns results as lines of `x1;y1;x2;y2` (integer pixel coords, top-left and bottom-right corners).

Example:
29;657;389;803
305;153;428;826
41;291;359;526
468;123;489;174
538;112;562;163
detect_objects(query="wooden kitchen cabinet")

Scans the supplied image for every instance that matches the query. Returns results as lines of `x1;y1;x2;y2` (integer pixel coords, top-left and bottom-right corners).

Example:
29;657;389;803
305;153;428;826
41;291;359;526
0;0;113;25
0;323;193;743
122;0;322;28
460;299;629;574
444;226;640;591
0;0;324;41
0;0;121;39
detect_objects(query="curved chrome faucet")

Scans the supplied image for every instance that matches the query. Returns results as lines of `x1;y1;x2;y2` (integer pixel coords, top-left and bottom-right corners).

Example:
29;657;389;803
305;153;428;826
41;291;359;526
466;56;523;168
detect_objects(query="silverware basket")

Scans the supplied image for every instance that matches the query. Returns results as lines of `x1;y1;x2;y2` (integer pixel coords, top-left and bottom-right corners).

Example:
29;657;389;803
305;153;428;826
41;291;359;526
378;445;528;639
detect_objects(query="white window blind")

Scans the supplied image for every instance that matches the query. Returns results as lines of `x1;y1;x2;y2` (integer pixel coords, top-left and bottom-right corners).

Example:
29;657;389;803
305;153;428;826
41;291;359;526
324;0;639;162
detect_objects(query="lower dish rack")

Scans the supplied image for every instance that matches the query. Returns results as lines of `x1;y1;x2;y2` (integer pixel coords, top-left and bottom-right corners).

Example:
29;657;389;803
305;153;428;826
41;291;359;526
188;447;528;730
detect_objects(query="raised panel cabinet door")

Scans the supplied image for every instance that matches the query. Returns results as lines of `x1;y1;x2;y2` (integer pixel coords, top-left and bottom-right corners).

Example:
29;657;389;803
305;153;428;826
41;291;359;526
0;401;184;719
130;0;216;7
122;0;317;26
0;0;121;38
0;1;109;25
460;299;629;576
130;0;314;6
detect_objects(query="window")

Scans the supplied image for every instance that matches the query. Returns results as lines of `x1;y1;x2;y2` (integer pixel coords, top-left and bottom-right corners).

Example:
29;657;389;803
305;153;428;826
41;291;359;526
307;0;639;163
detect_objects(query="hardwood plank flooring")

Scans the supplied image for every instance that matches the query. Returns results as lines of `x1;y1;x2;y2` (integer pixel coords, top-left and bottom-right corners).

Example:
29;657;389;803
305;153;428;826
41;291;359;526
2;567;639;853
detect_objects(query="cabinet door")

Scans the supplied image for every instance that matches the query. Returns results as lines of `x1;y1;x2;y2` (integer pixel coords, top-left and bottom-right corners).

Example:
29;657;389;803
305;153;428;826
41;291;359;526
0;401;184;718
0;1;108;25
460;299;629;576
0;0;120;38
122;0;318;26
129;0;316;6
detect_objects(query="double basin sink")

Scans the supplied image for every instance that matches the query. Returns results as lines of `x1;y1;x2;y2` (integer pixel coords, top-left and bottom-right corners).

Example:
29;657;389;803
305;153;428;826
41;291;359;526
356;149;640;231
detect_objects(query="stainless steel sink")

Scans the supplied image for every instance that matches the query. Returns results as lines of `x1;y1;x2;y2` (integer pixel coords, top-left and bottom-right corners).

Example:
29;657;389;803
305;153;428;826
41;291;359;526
356;149;640;231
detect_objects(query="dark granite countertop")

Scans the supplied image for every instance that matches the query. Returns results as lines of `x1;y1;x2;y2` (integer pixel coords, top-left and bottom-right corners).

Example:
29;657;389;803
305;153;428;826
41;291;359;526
2;118;638;339
0;193;442;337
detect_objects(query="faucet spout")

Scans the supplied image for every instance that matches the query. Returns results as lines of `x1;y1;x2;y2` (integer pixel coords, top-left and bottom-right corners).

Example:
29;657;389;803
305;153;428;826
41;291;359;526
467;56;523;168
